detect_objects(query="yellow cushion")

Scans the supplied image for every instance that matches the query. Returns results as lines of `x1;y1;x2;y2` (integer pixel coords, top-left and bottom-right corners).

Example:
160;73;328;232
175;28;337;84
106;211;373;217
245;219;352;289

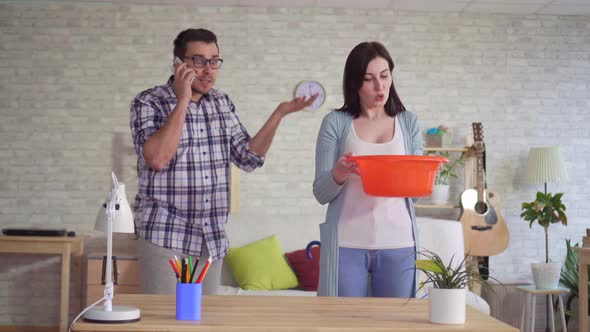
225;235;298;290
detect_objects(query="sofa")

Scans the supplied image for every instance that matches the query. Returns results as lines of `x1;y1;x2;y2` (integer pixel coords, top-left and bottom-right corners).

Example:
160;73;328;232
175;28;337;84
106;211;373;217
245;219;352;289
415;217;490;315
219;217;490;315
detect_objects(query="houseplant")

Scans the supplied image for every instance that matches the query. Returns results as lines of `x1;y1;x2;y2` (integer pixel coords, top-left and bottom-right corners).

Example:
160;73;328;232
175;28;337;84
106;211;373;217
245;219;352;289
415;250;495;324
559;239;590;329
520;192;567;289
429;151;464;205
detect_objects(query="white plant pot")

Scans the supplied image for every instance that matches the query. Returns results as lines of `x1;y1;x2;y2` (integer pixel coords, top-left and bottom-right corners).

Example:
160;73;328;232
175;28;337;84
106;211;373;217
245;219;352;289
428;288;466;324
531;261;562;289
431;184;450;205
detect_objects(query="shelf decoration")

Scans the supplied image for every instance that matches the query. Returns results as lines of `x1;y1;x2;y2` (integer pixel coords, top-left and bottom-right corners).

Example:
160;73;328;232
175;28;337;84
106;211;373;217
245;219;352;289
425;126;453;148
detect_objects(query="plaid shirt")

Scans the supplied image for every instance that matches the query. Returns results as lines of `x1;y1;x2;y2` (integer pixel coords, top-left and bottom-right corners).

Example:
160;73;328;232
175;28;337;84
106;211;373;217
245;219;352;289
130;78;264;260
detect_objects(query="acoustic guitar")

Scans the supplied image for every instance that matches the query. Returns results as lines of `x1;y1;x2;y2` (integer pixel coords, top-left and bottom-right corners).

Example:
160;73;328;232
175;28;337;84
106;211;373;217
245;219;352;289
459;123;509;257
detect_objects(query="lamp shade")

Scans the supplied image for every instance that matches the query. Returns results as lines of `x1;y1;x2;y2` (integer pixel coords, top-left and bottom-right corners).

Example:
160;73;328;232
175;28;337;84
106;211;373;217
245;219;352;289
523;146;568;184
95;183;135;234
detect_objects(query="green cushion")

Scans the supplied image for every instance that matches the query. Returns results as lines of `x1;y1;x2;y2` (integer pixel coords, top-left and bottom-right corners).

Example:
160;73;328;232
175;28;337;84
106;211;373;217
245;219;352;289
225;235;298;290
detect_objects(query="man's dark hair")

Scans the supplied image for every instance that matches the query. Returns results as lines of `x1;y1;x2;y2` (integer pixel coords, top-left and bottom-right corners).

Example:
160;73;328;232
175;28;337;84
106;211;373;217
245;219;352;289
173;28;219;58
337;41;406;118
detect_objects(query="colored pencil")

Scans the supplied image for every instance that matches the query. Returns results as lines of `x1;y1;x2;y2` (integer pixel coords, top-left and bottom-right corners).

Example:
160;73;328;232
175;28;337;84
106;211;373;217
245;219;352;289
196;257;213;284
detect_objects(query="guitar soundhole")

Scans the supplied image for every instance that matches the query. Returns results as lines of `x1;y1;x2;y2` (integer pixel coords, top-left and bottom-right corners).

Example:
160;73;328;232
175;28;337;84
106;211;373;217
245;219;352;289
475;202;488;214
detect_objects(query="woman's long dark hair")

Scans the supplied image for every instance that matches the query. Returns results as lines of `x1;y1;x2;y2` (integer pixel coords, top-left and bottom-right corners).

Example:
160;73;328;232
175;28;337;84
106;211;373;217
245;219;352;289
337;41;406;118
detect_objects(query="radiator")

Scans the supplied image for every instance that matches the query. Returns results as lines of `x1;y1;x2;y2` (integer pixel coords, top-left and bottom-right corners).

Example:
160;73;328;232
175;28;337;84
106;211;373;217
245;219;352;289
482;283;557;332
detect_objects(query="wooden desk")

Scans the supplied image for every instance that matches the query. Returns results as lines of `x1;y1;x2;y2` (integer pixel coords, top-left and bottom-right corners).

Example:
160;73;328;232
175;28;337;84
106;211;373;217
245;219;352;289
0;235;85;332
578;247;590;332
72;294;518;331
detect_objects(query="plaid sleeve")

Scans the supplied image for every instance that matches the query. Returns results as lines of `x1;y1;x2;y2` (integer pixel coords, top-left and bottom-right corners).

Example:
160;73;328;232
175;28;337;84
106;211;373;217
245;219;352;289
129;95;163;165
227;101;264;172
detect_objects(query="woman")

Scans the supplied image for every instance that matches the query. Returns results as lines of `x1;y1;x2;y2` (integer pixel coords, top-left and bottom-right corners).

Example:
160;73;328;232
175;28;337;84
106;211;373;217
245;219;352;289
313;41;423;297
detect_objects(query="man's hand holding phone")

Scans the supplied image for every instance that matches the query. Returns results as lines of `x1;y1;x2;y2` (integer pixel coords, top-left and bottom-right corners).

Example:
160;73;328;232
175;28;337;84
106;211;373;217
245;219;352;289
172;56;195;104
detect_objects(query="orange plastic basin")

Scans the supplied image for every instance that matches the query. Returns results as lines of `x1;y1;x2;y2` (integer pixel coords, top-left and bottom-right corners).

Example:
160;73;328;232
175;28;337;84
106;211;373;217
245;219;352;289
349;155;448;197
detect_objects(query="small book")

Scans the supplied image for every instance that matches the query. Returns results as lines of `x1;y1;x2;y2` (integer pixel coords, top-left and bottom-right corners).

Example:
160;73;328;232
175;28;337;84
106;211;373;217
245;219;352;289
2;228;67;237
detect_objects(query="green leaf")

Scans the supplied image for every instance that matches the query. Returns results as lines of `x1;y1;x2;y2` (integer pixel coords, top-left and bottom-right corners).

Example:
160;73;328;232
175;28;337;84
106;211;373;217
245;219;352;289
428;151;464;185
559;239;590;310
415;259;443;273
521;192;568;257
414;250;498;289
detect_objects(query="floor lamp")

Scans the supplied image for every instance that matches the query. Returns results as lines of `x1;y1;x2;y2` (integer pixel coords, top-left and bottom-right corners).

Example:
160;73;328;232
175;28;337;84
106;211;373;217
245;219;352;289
524;146;568;332
83;172;141;323
524;146;568;209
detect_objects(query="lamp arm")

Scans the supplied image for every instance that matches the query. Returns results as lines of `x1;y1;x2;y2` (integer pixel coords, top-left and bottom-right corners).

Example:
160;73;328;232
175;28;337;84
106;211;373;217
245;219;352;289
102;187;117;312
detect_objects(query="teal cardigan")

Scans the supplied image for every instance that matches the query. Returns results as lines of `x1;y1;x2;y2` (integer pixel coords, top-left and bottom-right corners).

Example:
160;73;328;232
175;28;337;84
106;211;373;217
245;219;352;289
313;110;424;296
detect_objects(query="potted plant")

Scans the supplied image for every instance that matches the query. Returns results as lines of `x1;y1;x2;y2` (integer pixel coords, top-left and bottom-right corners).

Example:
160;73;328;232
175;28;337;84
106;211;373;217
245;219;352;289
415;250;496;324
559;239;590;330
520;192;567;289
430;151;464;205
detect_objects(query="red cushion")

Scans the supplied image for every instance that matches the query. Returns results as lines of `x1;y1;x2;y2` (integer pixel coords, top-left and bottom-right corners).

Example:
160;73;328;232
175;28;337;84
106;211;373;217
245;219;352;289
285;247;320;291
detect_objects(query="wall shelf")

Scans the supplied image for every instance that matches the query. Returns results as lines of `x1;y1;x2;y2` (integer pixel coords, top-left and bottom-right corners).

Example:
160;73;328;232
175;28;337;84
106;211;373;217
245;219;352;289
417;145;476;209
424;147;470;153
414;203;461;209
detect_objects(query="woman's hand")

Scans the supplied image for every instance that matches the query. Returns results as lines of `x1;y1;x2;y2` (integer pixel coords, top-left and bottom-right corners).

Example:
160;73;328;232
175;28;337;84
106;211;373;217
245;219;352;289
331;152;359;185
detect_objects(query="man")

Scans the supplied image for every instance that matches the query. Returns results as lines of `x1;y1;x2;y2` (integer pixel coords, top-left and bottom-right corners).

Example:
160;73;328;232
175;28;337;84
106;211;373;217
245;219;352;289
130;28;316;294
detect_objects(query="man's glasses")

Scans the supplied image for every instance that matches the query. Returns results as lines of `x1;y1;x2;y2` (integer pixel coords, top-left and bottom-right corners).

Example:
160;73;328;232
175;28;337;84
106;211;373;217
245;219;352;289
183;55;223;69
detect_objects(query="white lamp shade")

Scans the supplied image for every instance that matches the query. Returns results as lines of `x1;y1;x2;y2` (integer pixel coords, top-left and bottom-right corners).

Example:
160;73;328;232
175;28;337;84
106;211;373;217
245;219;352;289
524;146;568;184
95;183;135;234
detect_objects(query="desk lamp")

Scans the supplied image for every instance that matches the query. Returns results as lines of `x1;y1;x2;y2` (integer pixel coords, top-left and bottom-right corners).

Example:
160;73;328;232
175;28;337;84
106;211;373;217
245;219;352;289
83;172;140;323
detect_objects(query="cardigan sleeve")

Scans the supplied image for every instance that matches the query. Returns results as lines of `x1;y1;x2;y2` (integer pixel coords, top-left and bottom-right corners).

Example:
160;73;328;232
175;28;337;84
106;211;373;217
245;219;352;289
407;111;424;156
313;112;345;205
404;111;424;202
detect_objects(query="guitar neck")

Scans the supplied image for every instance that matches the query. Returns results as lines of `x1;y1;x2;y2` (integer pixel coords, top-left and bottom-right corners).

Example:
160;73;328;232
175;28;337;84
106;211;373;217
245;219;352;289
471;122;486;204
476;148;485;201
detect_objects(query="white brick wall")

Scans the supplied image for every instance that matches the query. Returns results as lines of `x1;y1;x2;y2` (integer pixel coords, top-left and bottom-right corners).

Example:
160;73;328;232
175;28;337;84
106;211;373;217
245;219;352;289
0;2;589;327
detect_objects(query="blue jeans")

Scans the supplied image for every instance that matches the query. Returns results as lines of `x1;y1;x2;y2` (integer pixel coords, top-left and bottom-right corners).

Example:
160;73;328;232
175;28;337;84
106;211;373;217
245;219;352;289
338;247;416;298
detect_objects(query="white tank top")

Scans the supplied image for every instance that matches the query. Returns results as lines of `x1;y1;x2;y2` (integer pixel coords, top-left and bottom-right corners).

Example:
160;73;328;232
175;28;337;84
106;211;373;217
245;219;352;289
338;116;415;249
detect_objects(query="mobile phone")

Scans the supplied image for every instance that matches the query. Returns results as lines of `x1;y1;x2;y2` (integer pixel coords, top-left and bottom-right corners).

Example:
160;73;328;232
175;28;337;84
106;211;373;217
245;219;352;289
170;56;182;74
